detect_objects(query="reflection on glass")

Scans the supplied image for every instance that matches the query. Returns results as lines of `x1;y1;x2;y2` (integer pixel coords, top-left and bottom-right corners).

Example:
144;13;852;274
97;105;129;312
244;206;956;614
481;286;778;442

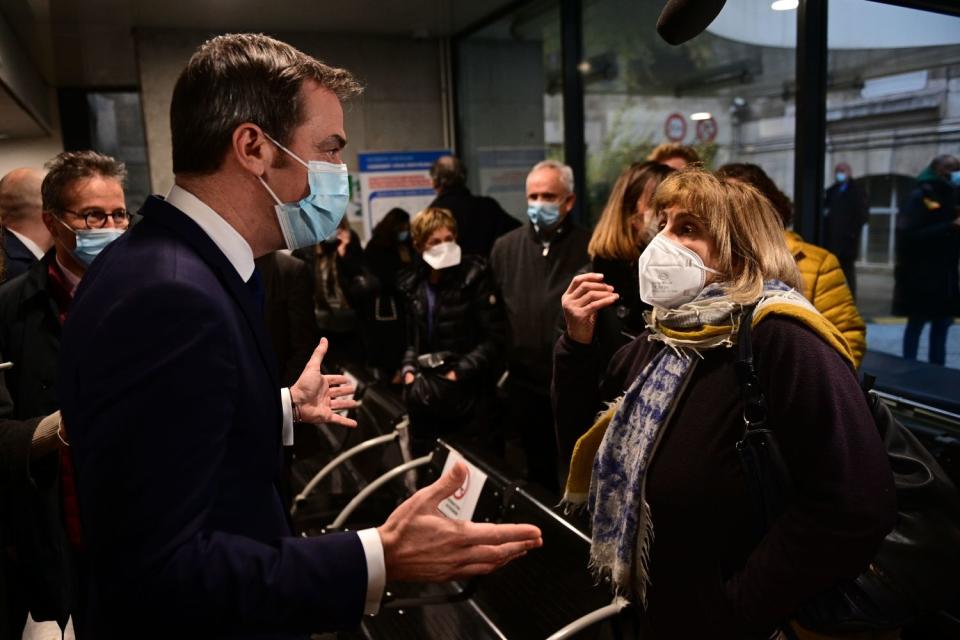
581;0;797;223
87;92;151;215
822;1;960;370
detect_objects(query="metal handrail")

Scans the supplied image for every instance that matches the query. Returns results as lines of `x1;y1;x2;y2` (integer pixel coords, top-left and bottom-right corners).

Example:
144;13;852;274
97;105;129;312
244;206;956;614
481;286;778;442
290;419;409;516
328;453;433;530
544;596;630;640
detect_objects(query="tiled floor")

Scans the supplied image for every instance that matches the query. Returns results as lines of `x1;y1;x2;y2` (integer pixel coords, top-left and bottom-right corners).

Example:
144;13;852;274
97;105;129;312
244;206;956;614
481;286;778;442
866;320;960;370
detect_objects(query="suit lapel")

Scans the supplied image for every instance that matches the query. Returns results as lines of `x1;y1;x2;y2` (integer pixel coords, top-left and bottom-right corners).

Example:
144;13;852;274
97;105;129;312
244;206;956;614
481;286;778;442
138;196;280;387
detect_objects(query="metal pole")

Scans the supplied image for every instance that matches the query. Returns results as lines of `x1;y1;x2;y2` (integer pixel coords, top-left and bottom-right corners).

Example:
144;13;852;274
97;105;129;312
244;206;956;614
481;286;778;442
793;0;829;242
560;0;587;225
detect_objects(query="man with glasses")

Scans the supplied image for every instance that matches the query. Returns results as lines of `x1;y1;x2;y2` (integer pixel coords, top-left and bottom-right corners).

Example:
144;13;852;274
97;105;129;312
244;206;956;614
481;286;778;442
0;150;128;420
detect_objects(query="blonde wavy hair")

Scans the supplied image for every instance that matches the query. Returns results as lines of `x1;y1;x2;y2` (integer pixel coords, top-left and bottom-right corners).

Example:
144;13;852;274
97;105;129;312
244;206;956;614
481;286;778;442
589;161;674;261
652;169;800;303
410;207;457;251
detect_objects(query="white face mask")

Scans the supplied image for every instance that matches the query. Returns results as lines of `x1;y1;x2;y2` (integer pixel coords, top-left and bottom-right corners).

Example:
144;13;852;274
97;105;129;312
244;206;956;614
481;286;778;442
637;234;720;309
422;241;462;270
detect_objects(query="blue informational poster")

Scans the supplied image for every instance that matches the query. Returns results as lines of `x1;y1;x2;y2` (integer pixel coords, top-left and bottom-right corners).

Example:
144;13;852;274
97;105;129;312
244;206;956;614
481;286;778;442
358;150;451;241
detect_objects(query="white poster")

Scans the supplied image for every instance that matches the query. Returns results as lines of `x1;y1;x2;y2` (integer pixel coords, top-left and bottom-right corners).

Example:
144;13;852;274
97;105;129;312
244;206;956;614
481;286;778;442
476;146;546;222
358;150;450;242
438;450;488;522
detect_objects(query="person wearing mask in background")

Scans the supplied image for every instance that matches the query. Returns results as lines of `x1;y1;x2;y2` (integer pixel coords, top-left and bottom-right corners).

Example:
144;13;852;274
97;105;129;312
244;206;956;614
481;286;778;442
293;216;365;366
0;150;127;638
646;143;700;170
490;159;590;493
0;151;128;421
429;155;519;257
58;34;540;637
363;208;415;380
581;161;674;365
717;163;866;367
0;240;70;640
0;168;52;282
823;162;869;296
894;154;960;366
555;169;894;638
399;207;506;454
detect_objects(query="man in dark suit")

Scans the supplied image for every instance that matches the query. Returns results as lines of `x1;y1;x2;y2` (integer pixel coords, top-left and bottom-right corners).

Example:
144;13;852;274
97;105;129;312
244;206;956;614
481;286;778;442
823;162;869;296
60;34;541;639
429;155;519;256
0;168;51;282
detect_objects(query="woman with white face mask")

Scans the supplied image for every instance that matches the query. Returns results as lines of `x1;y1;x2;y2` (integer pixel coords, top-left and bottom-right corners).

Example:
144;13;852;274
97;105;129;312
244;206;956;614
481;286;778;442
397;207;507;454
553;169;895;639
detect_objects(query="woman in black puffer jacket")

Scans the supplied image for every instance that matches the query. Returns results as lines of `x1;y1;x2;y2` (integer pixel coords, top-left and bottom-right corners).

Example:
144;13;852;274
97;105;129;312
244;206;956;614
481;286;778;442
398;207;507;452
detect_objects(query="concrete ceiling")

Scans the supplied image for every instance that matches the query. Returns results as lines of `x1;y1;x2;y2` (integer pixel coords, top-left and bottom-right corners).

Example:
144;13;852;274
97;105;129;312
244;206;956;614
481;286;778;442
0;0;514;138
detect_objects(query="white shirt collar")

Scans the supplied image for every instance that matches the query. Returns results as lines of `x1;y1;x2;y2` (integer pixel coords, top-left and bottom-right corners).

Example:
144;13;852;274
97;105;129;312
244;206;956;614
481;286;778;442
6;227;46;260
165;184;255;282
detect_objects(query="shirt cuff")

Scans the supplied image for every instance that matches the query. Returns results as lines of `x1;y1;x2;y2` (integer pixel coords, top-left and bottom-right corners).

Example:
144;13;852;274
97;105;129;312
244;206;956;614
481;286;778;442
356;528;386;616
280;388;294;446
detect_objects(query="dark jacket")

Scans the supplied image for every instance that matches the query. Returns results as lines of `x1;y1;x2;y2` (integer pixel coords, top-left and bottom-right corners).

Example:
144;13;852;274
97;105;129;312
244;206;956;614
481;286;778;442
256;251;319;387
60;196;367;638
0;251;62;420
430;185;520;257
823;179;869;261
893;175;960;317
589;256;649;366
490;220;590;394
552;317;895;638
397;255;506;384
1;229;39;282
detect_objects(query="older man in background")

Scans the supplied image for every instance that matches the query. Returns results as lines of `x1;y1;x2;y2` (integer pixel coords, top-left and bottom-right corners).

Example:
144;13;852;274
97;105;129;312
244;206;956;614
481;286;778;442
0;168;52;282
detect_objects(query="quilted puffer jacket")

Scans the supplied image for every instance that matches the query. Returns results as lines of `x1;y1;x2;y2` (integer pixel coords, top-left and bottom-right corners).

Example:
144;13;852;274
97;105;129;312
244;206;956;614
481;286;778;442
784;230;866;367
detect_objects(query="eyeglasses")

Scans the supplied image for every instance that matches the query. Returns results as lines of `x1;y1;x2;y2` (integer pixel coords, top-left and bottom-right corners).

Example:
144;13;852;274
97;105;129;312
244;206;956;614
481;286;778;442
61;208;130;229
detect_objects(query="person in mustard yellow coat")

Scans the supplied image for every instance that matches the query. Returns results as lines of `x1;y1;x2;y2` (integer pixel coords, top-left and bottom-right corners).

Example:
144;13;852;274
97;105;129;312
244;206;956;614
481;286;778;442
718;163;866;367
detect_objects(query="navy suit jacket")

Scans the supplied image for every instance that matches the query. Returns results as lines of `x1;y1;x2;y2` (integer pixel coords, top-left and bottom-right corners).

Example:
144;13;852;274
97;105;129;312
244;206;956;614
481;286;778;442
59;196;367;638
1;229;38;281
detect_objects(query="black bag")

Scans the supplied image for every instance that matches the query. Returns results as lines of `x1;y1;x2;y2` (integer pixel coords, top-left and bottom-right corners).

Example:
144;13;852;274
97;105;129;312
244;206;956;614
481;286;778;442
404;352;476;422
734;305;960;632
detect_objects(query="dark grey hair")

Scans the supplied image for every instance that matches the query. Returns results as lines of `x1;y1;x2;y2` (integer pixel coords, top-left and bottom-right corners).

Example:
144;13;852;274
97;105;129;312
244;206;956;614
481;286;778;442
41;150;126;213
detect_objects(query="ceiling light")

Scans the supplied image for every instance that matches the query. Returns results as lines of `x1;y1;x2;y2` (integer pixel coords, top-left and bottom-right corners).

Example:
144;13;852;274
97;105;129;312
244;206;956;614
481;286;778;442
771;0;799;11
690;112;713;121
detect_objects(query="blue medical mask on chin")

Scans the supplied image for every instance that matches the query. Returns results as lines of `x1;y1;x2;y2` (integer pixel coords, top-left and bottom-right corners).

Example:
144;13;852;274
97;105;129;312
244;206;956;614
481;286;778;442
259;134;349;250
835;172;848;183
55;216;123;267
527;201;562;228
950;170;960;186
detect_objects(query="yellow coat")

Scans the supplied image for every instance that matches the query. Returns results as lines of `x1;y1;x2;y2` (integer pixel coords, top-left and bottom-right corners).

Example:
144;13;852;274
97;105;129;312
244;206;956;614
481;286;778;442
784;231;866;367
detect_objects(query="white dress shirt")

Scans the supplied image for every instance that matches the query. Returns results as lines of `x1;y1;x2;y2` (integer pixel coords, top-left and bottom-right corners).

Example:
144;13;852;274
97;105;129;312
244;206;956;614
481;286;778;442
165;184;386;615
7;227;46;260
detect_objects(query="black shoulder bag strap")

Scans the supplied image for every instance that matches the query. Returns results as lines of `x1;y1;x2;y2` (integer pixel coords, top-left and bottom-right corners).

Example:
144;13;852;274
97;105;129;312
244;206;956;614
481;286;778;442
734;304;795;540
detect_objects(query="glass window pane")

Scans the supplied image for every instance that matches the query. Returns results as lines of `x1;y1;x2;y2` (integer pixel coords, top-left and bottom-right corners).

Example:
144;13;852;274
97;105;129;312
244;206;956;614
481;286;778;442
582;0;797;223
824;1;960;370
87;92;151;213
456;1;561;221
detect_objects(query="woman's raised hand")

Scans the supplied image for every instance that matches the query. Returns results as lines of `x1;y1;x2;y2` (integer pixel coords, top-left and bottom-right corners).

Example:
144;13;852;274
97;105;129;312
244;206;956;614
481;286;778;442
561;273;619;345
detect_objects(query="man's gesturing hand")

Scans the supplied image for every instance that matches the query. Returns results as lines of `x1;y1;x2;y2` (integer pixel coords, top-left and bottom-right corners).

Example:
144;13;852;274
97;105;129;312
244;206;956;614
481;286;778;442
378;462;543;582
291;338;358;428
561;273;619;345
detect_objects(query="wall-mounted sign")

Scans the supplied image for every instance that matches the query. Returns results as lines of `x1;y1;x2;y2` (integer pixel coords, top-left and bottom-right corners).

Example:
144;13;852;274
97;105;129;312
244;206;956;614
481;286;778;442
664;112;687;142
358;150;450;241
696;118;718;143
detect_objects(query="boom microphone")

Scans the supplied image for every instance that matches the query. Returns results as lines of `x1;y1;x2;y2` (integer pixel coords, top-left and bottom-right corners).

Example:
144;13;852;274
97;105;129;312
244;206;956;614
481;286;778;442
656;0;728;46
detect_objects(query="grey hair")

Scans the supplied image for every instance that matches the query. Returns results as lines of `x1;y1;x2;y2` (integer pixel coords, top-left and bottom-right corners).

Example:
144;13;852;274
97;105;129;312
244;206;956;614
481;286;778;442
42;151;126;213
529;160;575;194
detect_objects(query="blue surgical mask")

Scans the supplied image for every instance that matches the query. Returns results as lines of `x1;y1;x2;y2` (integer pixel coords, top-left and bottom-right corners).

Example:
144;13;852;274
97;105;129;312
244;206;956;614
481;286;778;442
56;217;123;267
835;172;848;183
259;134;349;250
527;201;561;228
951;170;960;186
397;230;410;242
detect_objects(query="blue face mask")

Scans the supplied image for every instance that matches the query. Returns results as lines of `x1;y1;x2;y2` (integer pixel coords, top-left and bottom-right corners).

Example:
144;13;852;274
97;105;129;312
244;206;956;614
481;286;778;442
397;230;410;242
951;170;960;186
835;172;848;183
56;217;123;267
259;134;349;250
527;201;561;228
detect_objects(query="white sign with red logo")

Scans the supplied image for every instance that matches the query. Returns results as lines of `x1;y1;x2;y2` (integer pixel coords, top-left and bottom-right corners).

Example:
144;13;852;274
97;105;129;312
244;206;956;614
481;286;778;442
438;450;489;521
664;112;687;142
696;118;718;143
